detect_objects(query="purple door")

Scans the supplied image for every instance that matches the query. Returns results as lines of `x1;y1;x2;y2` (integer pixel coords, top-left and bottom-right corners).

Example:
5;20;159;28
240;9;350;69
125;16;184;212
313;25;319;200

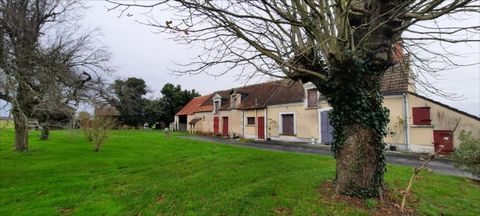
321;111;333;144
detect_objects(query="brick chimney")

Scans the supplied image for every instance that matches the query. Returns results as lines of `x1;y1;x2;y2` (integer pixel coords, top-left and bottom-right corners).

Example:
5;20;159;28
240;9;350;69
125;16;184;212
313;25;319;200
392;42;404;63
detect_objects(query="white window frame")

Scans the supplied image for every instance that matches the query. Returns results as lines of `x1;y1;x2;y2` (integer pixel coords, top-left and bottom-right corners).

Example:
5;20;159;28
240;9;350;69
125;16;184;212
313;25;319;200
279;111;297;135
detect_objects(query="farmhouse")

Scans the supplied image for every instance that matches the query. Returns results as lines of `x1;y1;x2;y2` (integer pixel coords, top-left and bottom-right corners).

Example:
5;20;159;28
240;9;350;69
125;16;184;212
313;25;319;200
175;64;479;154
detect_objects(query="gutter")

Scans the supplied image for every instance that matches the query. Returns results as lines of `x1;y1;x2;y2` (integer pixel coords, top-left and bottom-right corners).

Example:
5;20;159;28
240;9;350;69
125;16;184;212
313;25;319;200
241;110;245;138
403;92;410;152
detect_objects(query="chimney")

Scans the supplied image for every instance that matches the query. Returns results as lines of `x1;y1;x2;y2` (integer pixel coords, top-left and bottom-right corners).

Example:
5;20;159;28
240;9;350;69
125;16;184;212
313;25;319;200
392;42;404;63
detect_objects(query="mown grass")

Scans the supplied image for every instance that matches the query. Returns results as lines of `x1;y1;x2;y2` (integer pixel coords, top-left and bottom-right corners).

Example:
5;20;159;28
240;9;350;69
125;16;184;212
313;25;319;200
0;120;13;129
0;130;479;215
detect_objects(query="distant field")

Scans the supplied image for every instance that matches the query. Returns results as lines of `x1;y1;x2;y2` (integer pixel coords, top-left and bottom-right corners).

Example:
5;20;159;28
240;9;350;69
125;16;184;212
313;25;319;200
0;130;479;215
0;120;13;129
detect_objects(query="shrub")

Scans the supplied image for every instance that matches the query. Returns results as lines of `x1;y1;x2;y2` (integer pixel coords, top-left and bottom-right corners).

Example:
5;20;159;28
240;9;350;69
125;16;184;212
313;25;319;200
452;131;480;178
82;115;117;152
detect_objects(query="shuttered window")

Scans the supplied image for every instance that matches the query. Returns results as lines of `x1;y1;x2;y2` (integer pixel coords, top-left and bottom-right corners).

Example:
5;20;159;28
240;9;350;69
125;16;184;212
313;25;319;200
412;107;431;125
307;89;318;107
281;114;295;135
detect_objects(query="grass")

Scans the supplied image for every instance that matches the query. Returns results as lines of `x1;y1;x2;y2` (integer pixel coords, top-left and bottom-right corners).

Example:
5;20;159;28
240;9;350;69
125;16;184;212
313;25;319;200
0;119;13;129
0;130;479;215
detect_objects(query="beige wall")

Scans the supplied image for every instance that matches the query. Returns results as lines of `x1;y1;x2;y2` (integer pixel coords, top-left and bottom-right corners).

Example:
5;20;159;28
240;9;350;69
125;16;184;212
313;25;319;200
242;109;266;139
267;102;319;142
383;96;407;146
182;92;479;154
187;112;214;133
225;109;242;137
408;93;480;150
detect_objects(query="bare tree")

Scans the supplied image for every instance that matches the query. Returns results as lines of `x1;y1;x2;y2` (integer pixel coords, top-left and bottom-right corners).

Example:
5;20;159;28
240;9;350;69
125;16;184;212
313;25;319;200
109;0;480;198
82;113;117;152
0;0;111;151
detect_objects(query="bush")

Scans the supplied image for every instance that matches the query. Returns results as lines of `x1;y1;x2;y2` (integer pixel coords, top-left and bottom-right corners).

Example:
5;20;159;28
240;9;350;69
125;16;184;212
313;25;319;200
82;115;117;152
452;131;480;178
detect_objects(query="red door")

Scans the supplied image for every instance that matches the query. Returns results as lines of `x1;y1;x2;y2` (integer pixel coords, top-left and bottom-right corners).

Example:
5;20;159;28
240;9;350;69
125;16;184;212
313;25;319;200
257;116;265;139
433;130;454;153
222;117;229;136
213;117;219;134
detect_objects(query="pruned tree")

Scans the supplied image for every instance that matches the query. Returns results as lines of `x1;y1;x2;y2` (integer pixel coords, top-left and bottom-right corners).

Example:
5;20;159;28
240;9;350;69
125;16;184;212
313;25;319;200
0;0;111;151
109;0;480;198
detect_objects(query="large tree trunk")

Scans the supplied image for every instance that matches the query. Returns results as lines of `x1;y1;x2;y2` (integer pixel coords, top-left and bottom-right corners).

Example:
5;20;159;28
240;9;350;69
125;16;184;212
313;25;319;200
329;90;389;198
12;84;34;151
310;59;390;199
335;124;385;197
13;109;29;151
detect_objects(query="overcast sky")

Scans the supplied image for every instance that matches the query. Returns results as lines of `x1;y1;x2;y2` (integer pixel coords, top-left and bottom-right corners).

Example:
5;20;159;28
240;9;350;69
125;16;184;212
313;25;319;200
1;1;479;117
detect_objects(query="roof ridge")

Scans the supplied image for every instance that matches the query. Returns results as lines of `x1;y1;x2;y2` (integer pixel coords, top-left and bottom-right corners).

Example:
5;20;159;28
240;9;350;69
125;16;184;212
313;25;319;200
211;79;287;94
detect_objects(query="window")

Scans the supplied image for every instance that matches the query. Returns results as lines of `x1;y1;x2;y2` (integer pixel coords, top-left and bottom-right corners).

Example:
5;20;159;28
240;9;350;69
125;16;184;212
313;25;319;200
247;117;255;125
307;89;318;108
412;107;431;125
281;114;295;135
214;100;220;114
231;94;238;108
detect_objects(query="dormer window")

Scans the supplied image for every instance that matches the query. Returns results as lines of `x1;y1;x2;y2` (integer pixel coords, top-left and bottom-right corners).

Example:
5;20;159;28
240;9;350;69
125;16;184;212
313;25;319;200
214;100;220;114
213;94;222;114
307;89;318;108
304;82;319;108
231;94;238;108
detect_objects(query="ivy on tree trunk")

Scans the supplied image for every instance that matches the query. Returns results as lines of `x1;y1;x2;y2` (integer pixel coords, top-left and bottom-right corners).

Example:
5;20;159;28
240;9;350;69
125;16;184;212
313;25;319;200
310;55;390;198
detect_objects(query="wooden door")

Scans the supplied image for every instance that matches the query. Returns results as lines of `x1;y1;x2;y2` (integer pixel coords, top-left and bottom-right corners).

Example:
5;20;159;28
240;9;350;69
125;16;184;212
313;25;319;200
257;116;265;139
213;117;219;134
281;114;294;135
433;130;454;153
222;117;229;136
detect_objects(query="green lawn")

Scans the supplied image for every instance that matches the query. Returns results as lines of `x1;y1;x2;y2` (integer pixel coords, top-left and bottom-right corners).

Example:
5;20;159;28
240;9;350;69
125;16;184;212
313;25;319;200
0;130;479;215
0;120;13;129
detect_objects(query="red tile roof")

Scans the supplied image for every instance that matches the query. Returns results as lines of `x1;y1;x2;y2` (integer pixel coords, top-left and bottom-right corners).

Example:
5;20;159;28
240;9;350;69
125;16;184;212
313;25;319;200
179;63;411;114
381;60;410;94
176;95;211;116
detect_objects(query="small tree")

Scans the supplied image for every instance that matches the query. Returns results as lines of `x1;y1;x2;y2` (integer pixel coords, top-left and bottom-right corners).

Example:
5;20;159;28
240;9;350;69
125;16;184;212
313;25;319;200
452;131;480;178
83;114;116;152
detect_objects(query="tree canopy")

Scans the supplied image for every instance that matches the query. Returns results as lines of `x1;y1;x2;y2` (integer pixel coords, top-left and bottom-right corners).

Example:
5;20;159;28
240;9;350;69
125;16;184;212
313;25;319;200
159;83;200;123
112;77;148;127
111;79;200;128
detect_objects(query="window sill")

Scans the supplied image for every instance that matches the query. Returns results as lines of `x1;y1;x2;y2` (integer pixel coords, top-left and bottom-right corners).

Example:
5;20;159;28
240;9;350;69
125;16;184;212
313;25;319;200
280;133;297;137
305;107;319;110
246;124;255;127
411;124;434;128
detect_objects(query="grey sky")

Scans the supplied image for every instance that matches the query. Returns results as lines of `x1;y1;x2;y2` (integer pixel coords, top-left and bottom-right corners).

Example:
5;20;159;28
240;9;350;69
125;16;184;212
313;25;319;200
1;1;479;117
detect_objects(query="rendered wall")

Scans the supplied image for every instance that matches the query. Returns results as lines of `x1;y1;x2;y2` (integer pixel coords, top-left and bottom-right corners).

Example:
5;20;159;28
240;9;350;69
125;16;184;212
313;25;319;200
187;112;214;133
242;109;266;139
266;102;319;142
408;93;480;151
